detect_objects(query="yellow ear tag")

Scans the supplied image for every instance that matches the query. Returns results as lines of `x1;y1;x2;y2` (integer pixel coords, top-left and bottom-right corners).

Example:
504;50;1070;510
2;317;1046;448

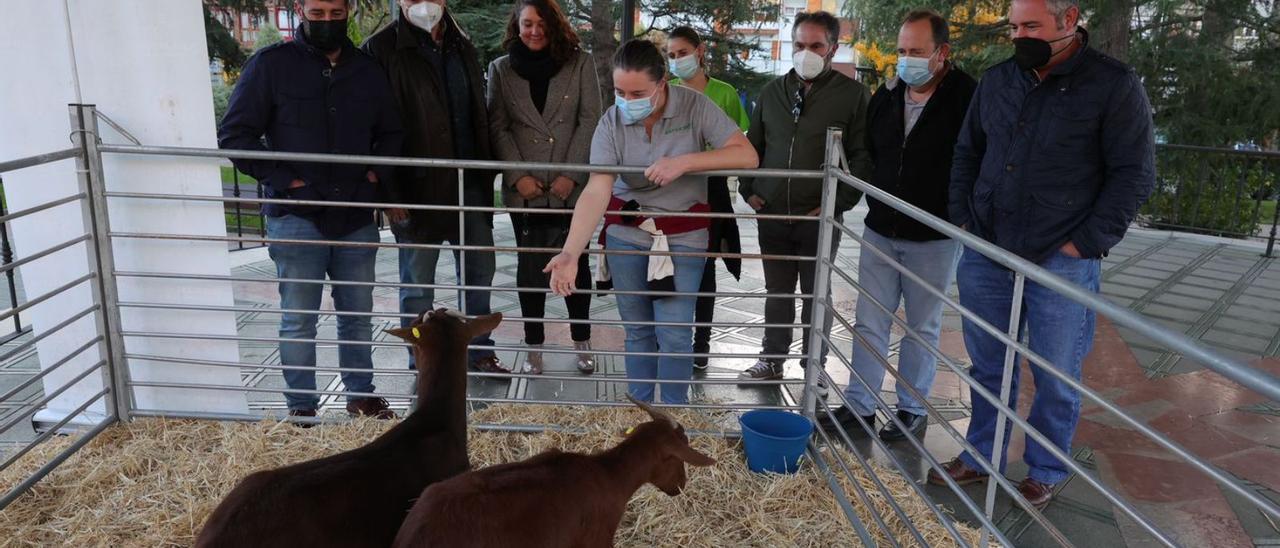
624;427;635;436
411;327;421;339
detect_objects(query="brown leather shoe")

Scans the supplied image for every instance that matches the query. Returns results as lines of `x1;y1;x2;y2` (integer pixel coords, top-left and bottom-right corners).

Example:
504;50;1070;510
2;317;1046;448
470;356;510;374
1018;478;1054;510
927;457;990;486
287;408;317;428
346;397;396;420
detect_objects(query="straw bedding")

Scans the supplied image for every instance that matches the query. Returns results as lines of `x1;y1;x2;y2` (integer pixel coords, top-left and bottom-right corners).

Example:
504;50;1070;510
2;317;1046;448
0;405;985;547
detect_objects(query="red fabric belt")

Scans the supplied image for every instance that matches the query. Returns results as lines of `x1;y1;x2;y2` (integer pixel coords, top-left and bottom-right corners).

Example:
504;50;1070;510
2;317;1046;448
599;197;710;245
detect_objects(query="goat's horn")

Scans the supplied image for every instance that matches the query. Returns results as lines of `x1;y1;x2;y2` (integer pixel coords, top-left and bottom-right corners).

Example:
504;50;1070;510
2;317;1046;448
625;394;676;426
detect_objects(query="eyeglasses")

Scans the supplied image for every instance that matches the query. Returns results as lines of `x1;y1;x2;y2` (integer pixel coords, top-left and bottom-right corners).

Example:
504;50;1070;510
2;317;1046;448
792;87;804;123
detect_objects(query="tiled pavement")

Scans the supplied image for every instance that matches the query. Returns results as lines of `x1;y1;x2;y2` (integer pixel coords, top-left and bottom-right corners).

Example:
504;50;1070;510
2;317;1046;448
2;201;1279;546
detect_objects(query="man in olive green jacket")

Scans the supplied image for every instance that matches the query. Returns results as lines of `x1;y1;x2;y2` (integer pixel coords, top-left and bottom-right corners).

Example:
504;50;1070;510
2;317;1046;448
738;10;872;383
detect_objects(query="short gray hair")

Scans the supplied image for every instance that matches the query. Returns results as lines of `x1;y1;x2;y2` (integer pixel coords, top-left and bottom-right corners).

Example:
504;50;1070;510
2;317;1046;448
1046;0;1079;28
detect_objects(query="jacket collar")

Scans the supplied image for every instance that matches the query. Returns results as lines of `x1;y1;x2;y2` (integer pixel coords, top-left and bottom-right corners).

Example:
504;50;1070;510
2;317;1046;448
1047;27;1092;77
786;66;838;91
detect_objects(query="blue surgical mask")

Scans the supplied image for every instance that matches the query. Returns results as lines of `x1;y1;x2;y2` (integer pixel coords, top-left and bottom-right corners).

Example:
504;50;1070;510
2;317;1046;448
615;89;658;125
896;51;937;88
669;55;699;81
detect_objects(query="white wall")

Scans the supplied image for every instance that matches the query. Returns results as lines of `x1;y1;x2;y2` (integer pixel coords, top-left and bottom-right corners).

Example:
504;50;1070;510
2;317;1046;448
0;0;247;425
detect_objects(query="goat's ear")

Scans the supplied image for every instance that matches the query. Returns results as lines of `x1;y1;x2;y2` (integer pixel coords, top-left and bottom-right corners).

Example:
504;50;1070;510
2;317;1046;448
466;313;502;337
625;394;675;425
385;327;417;343
671;439;716;467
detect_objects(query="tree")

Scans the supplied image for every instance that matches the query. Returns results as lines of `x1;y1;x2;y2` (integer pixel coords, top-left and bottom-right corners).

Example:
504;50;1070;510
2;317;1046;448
1084;0;1132;60
1127;0;1279;147
353;0;393;41
255;21;284;51
579;0;622;105
847;0;1012;79
451;0;619;104
451;0;781;105
847;0;1280;149
204;2;247;76
638;0;782;103
450;0;518;66
212;79;233;124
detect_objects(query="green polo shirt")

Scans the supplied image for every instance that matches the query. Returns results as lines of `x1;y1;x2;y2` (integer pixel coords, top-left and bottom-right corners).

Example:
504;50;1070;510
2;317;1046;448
671;76;750;132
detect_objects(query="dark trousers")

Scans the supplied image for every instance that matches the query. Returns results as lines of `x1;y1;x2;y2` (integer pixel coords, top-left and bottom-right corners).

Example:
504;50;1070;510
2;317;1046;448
511;213;592;344
759;218;841;365
694;258;717;349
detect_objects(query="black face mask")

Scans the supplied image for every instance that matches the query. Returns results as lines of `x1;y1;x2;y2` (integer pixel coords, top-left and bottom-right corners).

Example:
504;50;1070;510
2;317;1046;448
303;18;348;53
1012;33;1074;70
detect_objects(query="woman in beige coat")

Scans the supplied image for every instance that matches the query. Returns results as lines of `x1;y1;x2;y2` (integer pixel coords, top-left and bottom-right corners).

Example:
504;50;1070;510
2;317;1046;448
487;0;601;375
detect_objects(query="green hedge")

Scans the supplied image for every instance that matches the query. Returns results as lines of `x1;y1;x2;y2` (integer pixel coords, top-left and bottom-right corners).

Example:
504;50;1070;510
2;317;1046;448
1141;149;1277;239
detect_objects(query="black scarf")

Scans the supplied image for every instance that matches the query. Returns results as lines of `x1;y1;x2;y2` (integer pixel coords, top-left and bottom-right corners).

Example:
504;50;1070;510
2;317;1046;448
508;41;562;113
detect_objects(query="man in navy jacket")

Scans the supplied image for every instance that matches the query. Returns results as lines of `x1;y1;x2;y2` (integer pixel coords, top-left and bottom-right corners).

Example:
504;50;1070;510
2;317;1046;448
931;0;1154;509
219;0;403;421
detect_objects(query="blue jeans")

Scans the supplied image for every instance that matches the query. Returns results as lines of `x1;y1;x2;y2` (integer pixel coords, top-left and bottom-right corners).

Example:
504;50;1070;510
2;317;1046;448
843;228;961;417
606;233;706;404
266;215;378;411
956;247;1100;485
397;210;496;366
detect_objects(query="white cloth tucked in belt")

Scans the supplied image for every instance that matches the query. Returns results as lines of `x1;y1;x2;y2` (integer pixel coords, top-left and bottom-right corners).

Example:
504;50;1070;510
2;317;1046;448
595;219;675;286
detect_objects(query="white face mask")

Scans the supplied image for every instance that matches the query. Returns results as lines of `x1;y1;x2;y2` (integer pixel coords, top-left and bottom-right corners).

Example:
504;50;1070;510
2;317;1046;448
405;1;443;33
669;55;699;81
792;49;827;81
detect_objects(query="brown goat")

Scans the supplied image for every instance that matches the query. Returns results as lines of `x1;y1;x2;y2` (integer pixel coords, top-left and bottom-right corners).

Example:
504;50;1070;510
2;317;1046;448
195;309;500;548
392;395;716;548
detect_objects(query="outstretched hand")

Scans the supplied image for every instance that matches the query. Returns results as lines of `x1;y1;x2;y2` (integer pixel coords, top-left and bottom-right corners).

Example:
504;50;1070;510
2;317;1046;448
544;252;579;296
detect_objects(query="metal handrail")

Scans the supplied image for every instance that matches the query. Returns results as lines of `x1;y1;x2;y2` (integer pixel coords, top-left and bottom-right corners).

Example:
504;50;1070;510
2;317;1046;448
111;300;804;328
107;191;816;223
122;381;799;411
97;143;826;180
2;126;1275;544
825;170;1280;530
0;147;80;174
124;352;805;386
830;169;1280;403
117;330;805;362
1156;143;1280;159
108;230;819;262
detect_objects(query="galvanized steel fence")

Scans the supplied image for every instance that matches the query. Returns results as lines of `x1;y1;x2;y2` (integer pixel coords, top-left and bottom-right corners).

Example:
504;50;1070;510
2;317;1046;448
0;104;1277;547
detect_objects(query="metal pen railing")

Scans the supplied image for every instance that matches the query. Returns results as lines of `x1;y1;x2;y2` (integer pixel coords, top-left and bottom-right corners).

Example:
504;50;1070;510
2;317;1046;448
0;106;1277;548
0;105;128;510
0;175;31;345
1143;144;1280;257
807;131;1280;547
222;162;267;251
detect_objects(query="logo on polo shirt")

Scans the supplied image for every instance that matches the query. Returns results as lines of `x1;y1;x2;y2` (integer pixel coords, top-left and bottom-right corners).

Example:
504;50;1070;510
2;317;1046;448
663;122;692;135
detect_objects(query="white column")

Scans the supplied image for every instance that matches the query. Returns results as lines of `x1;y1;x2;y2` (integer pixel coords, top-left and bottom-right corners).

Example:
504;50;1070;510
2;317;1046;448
0;0;248;425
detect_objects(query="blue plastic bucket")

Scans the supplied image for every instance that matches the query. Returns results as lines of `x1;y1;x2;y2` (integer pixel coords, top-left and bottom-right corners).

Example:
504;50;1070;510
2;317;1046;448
739;410;814;474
